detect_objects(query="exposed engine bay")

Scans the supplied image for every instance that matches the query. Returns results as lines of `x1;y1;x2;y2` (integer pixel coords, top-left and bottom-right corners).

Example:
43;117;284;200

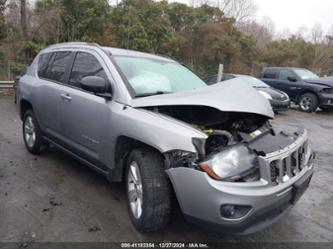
146;105;295;155
146;105;308;183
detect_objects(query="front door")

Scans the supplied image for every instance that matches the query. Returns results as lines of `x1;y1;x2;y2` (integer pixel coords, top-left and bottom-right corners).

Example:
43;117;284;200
59;51;111;169
278;69;303;101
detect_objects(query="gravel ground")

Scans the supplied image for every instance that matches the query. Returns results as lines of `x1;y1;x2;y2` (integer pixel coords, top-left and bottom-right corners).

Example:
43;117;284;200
0;96;332;243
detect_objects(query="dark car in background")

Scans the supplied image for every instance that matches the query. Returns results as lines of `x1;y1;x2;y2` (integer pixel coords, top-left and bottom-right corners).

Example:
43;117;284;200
204;74;290;112
260;67;333;112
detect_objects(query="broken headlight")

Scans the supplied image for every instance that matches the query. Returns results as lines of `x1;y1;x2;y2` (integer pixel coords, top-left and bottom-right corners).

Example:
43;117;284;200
199;144;259;181
165;150;197;168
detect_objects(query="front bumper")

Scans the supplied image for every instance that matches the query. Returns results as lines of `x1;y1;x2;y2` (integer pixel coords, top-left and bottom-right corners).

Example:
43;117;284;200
319;93;333;107
167;130;313;235
270;99;290;112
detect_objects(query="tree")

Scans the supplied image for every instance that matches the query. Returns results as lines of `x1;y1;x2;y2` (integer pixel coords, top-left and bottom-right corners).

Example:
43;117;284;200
1;0;333;80
220;0;258;23
111;0;177;55
193;19;252;75
20;0;27;36
0;0;7;40
33;0;62;44
309;25;333;75
61;0;111;42
238;16;275;48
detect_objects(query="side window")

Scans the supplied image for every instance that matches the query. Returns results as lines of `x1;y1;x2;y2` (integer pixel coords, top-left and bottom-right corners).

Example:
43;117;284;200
69;52;108;88
263;69;277;79
279;69;296;80
222;74;235;81
37;53;53;78
48;51;73;83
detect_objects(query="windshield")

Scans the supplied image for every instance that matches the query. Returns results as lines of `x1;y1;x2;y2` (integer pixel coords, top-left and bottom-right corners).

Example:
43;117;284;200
294;69;319;80
113;56;207;96
238;76;269;88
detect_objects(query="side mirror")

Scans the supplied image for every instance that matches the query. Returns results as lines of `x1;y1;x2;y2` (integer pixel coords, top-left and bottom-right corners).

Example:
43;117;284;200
80;76;107;93
80;76;112;100
287;76;297;82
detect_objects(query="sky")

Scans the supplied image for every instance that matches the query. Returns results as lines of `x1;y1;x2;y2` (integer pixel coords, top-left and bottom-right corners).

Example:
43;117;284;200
168;0;333;35
254;0;333;34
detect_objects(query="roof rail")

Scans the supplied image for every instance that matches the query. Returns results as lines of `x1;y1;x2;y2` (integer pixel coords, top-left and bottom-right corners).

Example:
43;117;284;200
44;42;110;55
156;53;174;60
46;42;102;49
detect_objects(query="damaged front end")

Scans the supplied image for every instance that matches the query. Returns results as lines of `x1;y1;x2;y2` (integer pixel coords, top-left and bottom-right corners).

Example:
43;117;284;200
156;106;314;234
197;126;313;185
130;79;314;234
156;105;313;186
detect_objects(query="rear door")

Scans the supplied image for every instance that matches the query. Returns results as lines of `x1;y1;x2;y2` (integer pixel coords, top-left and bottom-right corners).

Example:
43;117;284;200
261;68;279;88
59;51;111;169
37;51;74;140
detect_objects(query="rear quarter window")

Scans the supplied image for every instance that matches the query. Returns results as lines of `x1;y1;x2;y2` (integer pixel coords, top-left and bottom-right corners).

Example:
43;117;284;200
37;53;53;78
262;69;277;79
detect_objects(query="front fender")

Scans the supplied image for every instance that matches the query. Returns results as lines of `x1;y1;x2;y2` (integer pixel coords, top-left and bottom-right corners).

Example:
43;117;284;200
110;104;207;154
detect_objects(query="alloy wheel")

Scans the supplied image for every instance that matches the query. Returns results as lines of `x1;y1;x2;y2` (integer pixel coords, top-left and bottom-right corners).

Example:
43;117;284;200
300;96;312;111
24;116;36;148
127;161;143;219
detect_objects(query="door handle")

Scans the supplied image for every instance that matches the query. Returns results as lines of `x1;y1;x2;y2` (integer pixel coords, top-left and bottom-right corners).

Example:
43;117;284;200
290;87;301;90
60;93;72;101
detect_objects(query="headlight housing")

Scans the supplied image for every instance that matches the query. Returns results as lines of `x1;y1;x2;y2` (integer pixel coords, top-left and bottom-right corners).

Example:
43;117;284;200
283;92;290;100
321;88;333;94
258;90;272;100
200;144;259;181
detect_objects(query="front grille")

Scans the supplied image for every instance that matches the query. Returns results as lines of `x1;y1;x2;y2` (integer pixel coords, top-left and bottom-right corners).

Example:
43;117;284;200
268;140;308;185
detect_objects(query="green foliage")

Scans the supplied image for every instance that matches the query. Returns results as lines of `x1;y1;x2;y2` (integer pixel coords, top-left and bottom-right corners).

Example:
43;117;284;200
0;0;6;40
61;0;111;41
10;62;27;75
21;40;44;62
0;45;4;61
1;0;332;79
261;36;316;68
110;0;177;56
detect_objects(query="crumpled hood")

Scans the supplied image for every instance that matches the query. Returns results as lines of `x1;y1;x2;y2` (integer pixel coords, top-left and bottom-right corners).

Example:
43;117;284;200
304;77;333;87
130;78;274;118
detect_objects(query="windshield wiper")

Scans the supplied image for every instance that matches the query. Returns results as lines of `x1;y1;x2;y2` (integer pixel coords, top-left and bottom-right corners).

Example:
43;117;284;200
135;91;172;98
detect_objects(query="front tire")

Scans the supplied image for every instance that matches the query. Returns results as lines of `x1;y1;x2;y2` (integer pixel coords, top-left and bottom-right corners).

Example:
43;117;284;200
299;93;318;112
23;110;49;154
321;106;333;112
126;148;171;232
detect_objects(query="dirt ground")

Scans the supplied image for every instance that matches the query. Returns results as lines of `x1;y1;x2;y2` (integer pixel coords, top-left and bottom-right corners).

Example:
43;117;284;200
0;96;332;243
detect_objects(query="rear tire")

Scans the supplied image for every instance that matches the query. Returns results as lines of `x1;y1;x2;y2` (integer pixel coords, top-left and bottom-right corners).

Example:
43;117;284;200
23;110;49;154
299;93;318;112
125;148;171;232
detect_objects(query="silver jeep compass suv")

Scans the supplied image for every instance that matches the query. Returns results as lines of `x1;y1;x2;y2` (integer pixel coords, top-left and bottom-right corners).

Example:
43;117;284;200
18;42;314;234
